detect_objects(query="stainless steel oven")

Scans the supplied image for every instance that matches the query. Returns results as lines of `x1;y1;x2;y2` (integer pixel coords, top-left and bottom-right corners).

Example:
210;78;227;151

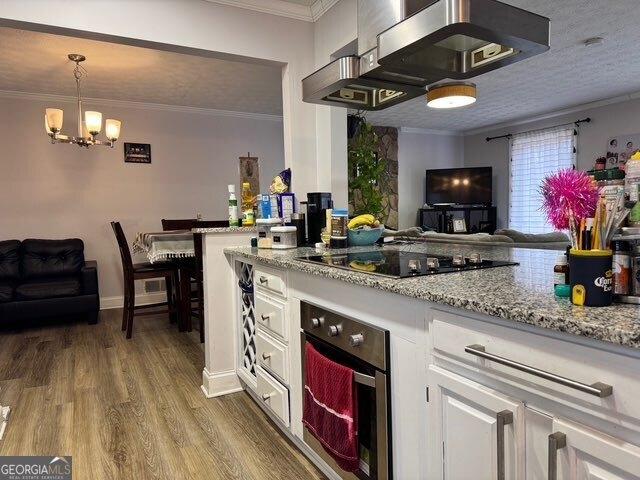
301;301;391;480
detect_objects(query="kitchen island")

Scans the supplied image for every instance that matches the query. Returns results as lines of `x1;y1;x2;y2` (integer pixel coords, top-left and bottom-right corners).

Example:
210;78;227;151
200;236;640;479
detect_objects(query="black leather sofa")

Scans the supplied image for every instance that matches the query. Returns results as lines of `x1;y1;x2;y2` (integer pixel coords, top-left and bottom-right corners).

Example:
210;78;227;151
0;239;99;324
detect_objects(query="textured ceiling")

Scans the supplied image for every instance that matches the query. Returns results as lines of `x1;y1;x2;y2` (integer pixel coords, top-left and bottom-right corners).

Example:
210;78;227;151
0;27;283;115
366;0;640;132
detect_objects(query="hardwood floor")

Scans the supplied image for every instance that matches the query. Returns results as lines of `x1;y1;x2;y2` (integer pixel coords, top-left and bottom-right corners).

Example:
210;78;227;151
0;309;326;480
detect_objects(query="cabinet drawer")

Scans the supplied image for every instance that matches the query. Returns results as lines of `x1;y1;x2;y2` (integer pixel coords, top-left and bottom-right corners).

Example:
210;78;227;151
255;268;286;297
255;293;287;341
431;309;640;422
256;329;289;385
256;365;290;427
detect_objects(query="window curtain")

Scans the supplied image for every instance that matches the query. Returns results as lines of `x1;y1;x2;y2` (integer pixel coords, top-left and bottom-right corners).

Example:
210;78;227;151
509;126;577;234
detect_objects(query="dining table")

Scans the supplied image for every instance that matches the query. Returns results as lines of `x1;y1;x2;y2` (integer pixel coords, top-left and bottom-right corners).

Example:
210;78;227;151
132;230;198;332
132;230;196;263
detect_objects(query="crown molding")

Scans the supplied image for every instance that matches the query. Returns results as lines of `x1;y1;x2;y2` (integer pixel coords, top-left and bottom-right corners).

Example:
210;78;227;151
0;89;283;122
399;126;462;136
463;91;640;136
204;0;339;22
310;0;341;21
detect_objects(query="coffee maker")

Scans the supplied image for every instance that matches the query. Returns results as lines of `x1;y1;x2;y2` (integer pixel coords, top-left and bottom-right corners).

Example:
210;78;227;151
306;192;332;244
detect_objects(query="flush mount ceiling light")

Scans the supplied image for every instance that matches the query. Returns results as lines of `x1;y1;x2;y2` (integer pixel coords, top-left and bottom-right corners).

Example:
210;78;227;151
44;54;122;148
426;82;477;109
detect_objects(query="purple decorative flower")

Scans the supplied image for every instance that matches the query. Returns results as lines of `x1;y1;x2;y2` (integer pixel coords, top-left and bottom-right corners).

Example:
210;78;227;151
540;169;599;230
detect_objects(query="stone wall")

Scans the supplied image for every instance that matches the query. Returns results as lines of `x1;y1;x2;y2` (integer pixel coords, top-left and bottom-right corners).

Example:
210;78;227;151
347;126;399;229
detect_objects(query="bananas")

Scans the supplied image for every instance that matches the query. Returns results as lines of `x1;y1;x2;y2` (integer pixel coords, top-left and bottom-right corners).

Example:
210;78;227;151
349;261;377;272
348;214;380;230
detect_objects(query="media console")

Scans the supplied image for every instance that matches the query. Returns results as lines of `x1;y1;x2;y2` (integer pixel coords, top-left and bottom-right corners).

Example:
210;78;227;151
418;205;497;234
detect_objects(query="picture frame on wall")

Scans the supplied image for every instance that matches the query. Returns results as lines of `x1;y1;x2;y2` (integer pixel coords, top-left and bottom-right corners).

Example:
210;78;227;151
453;218;467;233
124;143;151;164
606;134;640;170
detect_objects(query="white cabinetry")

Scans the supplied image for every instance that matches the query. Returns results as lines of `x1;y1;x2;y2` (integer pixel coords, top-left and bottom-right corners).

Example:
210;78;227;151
428;365;524;480
428;307;640;480
238;264;292;428
553;418;640;480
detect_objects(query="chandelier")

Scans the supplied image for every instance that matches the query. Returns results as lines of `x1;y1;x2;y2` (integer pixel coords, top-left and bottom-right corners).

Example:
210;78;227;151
44;54;122;148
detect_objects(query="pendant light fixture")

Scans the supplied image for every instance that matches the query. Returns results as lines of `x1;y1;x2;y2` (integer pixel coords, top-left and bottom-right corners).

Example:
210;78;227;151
45;54;122;148
426;82;477;109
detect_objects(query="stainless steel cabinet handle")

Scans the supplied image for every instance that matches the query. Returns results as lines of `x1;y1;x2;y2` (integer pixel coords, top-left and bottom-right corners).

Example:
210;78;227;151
465;344;613;398
261;392;274;401
496;410;513;480
548;432;566;480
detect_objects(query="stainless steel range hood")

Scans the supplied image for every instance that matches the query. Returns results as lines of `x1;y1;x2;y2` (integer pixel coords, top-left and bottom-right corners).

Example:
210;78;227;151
302;0;550;110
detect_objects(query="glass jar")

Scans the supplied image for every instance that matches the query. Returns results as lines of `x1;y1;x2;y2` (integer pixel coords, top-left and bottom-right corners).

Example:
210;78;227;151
612;240;631;295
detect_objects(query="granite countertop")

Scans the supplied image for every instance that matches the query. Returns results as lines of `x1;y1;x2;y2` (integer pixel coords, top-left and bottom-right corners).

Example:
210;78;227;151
192;226;256;233
224;243;640;350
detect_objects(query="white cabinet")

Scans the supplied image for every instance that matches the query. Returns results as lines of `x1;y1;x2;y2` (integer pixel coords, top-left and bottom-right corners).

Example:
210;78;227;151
428;364;640;480
552;418;640;480
428;365;525;480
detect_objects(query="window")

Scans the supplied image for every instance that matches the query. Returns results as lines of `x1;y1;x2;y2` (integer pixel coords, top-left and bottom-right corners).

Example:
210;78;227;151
509;126;576;233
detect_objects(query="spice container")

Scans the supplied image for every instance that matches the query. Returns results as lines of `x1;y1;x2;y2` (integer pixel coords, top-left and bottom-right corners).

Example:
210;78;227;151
330;209;348;248
633;244;640;296
256;218;282;248
271;226;297;249
612;240;631;295
553;255;568;288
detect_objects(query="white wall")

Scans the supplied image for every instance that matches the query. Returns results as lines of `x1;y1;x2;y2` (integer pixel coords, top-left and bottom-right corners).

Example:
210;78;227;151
0;94;284;301
398;129;464;229
464;96;640;228
0;0;318;198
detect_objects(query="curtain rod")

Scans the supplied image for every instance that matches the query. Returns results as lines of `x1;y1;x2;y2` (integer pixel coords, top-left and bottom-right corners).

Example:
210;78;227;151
485;117;591;142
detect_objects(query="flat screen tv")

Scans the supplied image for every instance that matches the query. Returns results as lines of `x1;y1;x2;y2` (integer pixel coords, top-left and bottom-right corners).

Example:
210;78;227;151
426;167;493;206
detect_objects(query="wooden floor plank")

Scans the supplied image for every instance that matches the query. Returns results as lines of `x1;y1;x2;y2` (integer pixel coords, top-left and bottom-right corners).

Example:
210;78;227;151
0;309;326;480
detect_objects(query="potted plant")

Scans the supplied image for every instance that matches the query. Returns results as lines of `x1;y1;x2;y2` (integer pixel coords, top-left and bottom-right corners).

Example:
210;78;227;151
348;120;389;221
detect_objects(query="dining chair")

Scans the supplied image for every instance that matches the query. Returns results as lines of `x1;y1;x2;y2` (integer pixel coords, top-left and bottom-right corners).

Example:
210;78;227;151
110;221;179;339
161;219;229;343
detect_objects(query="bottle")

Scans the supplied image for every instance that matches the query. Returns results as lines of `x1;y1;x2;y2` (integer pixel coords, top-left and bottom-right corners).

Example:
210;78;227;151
228;184;239;227
612;240;631;295
625;152;640;202
330;209;349;249
633;244;640;296
241;182;255;226
629;185;640;227
553;254;568;288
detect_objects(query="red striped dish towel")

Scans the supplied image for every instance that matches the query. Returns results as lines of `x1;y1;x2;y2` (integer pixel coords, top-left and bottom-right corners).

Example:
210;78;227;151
302;342;359;472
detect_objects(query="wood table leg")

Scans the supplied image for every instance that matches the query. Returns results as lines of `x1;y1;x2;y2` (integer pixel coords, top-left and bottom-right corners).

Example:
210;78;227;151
178;267;190;332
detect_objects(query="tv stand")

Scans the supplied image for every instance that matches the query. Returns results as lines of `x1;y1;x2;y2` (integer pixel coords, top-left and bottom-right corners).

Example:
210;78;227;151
419;205;496;234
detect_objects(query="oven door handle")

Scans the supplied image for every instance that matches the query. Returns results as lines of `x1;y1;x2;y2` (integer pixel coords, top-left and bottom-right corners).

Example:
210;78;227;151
354;371;376;388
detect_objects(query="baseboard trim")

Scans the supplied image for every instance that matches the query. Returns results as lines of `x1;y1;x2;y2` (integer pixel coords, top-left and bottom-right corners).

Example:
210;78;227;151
201;367;243;398
100;292;168;310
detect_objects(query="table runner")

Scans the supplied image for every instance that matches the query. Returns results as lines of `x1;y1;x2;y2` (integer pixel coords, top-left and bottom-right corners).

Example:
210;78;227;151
132;230;195;263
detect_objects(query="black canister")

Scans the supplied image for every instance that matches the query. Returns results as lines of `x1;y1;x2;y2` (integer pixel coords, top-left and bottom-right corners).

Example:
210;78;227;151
569;249;613;307
289;213;306;246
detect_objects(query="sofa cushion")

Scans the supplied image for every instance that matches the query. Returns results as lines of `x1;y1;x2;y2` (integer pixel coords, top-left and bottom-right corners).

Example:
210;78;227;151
22;239;85;279
0;240;21;281
15;277;81;301
494;229;570;244
0;282;14;303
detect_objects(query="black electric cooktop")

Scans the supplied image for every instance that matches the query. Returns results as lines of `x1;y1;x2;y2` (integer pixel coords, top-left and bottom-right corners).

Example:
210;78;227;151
298;249;518;278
